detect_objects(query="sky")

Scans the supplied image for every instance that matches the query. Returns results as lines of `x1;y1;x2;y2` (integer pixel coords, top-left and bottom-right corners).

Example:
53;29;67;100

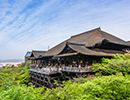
0;0;130;60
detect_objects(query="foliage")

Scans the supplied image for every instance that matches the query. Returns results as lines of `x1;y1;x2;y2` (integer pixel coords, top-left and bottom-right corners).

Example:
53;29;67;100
0;62;45;100
43;75;130;100
1;55;130;100
0;62;30;89
92;54;130;76
0;85;44;100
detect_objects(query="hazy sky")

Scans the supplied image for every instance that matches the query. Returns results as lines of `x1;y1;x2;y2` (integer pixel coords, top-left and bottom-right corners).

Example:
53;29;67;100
0;0;130;60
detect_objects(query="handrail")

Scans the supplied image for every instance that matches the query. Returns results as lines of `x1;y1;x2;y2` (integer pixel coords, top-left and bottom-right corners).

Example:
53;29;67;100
61;67;89;72
30;67;60;74
30;65;91;73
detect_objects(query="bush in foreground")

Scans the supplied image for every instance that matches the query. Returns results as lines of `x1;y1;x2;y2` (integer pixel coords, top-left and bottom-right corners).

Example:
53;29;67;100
0;62;30;90
92;54;130;76
1;75;130;100
1;55;130;100
0;85;44;100
0;62;45;100
43;75;130;100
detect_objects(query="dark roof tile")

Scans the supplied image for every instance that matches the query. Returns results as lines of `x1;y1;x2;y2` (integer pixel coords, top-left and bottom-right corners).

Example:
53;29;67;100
43;28;128;57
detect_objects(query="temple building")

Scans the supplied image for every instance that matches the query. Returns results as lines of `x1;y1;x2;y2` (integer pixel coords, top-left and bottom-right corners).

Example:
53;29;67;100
25;28;130;87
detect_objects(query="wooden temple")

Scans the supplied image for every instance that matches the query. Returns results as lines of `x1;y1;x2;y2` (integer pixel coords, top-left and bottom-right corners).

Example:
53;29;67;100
25;28;130;87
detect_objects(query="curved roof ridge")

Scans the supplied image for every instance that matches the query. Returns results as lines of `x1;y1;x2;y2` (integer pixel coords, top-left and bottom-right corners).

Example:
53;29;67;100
71;27;101;38
99;29;126;44
32;50;46;52
68;43;112;57
67;41;85;46
44;41;67;56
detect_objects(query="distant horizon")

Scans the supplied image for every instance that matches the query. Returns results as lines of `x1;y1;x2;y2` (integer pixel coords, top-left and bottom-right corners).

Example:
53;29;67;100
0;0;130;60
0;58;24;63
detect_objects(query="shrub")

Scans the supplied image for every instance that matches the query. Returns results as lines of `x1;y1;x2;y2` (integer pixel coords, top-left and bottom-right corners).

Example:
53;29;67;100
0;62;30;90
1;56;130;100
0;62;45;100
0;85;44;100
43;75;130;100
92;54;130;76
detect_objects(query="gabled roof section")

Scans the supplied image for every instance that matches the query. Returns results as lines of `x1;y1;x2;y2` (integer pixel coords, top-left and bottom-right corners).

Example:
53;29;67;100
68;43;112;57
44;41;67;57
31;50;46;58
25;51;32;57
43;27;129;57
127;41;130;45
69;27;126;47
56;42;112;57
100;30;126;45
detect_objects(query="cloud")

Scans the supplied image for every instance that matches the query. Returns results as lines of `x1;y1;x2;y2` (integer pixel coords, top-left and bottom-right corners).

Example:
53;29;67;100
0;0;130;59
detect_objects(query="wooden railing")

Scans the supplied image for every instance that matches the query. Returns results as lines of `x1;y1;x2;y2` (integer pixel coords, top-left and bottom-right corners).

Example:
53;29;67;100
30;64;91;74
30;66;61;75
61;67;91;72
30;64;43;68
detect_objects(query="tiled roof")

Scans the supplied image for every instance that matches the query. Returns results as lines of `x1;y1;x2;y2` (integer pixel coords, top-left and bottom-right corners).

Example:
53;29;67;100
43;28;128;57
